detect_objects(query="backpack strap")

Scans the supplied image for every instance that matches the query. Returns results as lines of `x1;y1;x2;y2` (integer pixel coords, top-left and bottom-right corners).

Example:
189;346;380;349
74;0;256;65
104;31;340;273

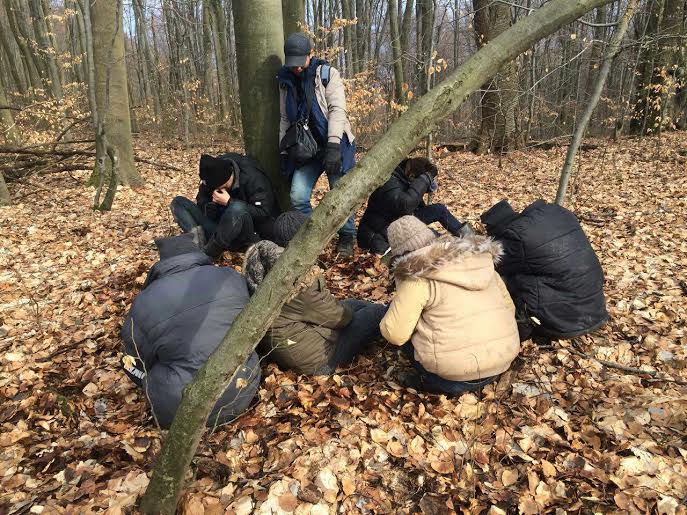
320;64;331;87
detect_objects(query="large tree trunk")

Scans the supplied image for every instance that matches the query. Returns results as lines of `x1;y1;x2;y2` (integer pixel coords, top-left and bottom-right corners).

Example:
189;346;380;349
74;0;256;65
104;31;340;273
0;16;28;94
90;0;143;186
282;0;305;36
389;0;404;103
232;0;289;209
139;0;612;512
556;0;639;206
0;170;10;205
2;0;43;90
473;0;521;153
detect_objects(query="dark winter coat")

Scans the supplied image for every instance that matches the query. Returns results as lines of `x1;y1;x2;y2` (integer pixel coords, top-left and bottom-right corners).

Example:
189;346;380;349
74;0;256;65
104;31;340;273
196;153;280;238
358;167;432;253
121;251;261;428
481;199;608;341
243;241;353;375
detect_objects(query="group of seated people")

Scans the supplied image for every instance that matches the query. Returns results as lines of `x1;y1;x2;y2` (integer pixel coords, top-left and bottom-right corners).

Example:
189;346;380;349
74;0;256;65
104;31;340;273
121;153;608;428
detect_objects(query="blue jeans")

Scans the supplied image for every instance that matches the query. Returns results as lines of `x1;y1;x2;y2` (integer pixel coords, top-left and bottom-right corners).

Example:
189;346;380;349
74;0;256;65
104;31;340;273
290;158;356;238
317;300;387;374
401;342;498;395
414;204;464;236
170;196;259;251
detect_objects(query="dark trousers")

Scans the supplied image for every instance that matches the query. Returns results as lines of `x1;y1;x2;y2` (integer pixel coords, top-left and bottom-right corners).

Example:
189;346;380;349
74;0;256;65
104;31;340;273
401;342;497;395
170;196;260;252
317;300;387;374
414;204;464;236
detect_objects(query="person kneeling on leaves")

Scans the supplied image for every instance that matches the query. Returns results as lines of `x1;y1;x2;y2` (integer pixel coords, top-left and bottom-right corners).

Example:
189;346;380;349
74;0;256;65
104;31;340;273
242;211;387;375
120;233;261;428
480;199;608;343
380;216;520;395
170;153;279;259
357;157;474;255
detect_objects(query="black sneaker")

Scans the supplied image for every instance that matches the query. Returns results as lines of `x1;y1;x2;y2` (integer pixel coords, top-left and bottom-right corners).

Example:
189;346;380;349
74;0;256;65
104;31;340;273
336;234;355;257
203;238;225;259
188;225;206;249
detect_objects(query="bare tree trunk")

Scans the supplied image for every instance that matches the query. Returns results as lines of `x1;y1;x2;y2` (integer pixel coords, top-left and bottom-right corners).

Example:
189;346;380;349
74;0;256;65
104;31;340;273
3;0;43;90
0;77;20;145
473;0;521;153
208;0;237;132
0;169;10;205
556;0;639;205
139;1;612;512
389;0;404;102
29;0;63;101
91;0;143;186
232;0;289;207
282;0;305;35
0;16;28;93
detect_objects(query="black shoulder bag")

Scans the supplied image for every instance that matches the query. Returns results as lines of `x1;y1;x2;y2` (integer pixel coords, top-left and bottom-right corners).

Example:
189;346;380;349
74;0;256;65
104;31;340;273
280;76;319;167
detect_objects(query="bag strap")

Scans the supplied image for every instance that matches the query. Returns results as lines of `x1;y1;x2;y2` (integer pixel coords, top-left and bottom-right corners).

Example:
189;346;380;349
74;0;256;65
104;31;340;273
302;73;315;125
320;64;331;87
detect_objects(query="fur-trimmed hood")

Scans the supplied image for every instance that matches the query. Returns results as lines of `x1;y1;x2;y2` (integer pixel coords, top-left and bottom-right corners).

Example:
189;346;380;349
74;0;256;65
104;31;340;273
393;234;503;291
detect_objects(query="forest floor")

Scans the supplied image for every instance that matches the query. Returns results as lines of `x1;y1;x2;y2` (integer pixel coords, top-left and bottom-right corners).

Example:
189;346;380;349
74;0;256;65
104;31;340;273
1;133;686;515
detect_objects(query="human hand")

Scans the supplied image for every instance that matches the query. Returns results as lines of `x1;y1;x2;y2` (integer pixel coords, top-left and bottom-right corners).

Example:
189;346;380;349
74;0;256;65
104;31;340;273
212;188;230;206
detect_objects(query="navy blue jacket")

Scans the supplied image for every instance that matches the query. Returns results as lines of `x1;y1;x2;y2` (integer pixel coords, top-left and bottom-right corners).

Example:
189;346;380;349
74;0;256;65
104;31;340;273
482;200;608;340
121;251;261;428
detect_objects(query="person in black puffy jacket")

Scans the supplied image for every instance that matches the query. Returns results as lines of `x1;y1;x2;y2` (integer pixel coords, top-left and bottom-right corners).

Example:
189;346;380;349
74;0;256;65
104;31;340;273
357;157;472;254
481;199;608;342
120;233;261;428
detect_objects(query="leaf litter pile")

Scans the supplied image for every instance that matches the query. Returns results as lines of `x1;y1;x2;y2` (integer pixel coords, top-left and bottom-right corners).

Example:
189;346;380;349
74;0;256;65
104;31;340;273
1;134;686;514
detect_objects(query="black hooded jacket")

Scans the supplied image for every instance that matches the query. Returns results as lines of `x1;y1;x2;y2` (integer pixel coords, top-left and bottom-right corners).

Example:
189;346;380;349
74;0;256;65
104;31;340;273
196;153;280;231
481;199;608;340
357;167;432;253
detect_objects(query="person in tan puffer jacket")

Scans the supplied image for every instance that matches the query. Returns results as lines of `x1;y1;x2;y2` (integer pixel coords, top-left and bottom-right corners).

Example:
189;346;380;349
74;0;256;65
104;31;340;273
380;215;520;394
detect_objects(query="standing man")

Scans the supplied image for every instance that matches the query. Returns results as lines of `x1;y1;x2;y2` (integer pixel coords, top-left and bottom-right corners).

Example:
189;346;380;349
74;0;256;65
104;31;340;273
277;32;357;256
170;152;280;258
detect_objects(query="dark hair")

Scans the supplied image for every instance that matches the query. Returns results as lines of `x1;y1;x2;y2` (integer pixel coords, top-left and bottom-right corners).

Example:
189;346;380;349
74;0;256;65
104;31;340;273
399;157;437;179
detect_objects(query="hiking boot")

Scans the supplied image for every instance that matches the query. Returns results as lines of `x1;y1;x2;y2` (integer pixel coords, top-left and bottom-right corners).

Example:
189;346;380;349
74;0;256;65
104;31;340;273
188;225;206;249
336;234;355;257
203;238;225;260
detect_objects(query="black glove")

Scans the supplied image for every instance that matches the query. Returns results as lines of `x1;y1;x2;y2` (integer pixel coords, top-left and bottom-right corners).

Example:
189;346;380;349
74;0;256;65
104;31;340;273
324;142;342;174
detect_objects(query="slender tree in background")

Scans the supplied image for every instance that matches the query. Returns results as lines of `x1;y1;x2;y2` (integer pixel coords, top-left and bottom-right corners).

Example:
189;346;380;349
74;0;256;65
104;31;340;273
0;80;19;145
557;0;640;206
0;170;9;205
282;0;305;36
389;0;404;103
139;0;612;512
473;0;521;153
232;0;289;208
90;0;143;187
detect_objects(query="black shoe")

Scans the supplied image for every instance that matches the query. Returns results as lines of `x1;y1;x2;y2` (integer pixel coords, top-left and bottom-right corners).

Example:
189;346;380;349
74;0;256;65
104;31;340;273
203;238;225;259
398;370;423;391
336;234;355;257
188;225;206;249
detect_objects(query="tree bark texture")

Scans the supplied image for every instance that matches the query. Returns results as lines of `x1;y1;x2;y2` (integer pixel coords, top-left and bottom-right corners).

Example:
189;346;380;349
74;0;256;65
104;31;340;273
0;169;10;205
232;0;289;209
3;0;43;90
139;0;612;513
282;0;305;37
473;0;521;153
389;0;404;102
0;79;19;145
556;0;639;206
90;0;143;186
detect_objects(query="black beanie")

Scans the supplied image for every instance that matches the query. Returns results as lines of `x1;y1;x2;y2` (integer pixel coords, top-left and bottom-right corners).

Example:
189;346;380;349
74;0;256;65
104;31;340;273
273;211;308;247
199;154;236;190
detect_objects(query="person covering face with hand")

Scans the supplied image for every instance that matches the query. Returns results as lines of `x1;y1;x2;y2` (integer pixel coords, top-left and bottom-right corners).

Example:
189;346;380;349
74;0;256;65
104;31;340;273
170;153;280;259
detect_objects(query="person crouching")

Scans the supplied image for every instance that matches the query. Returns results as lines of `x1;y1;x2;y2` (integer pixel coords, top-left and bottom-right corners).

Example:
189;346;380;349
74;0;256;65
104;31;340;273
380;216;520;395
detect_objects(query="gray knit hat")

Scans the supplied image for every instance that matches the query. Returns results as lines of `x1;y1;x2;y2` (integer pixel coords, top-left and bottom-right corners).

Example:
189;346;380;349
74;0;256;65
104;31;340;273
242;240;284;295
273;210;308;247
387;215;436;258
